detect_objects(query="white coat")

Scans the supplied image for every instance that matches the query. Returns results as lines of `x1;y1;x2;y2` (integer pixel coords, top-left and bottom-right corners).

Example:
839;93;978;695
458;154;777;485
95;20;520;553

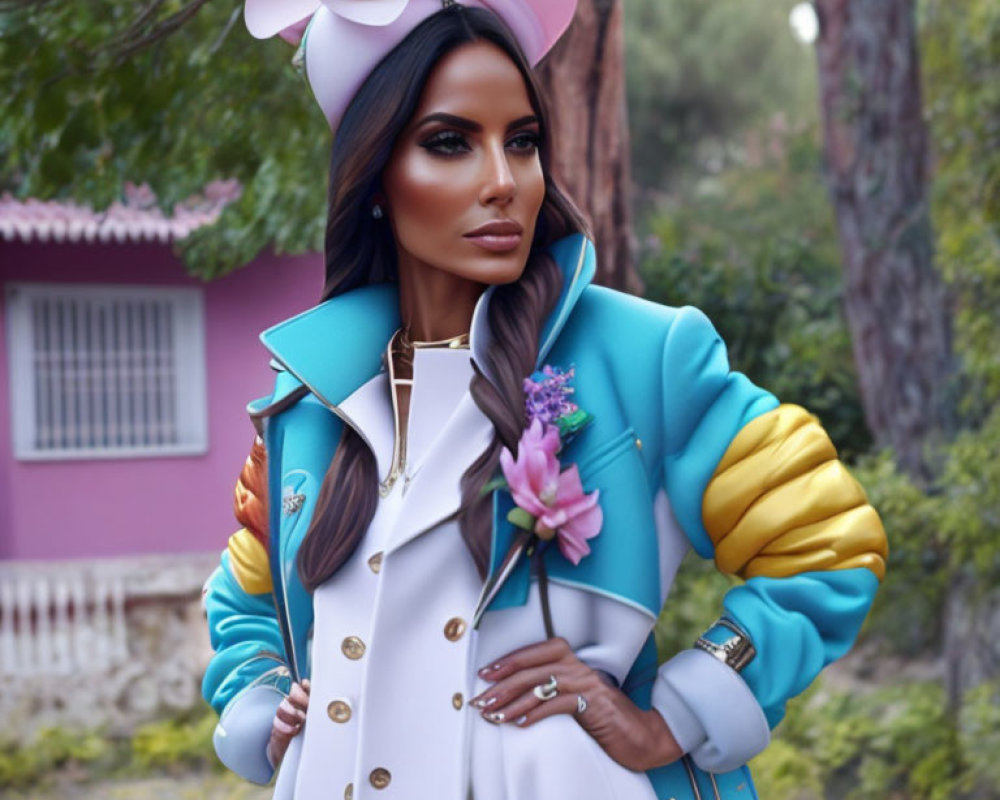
207;236;880;800
274;342;752;800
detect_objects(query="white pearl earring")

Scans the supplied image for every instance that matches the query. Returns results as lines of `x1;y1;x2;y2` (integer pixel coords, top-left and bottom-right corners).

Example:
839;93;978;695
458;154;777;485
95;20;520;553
372;204;384;220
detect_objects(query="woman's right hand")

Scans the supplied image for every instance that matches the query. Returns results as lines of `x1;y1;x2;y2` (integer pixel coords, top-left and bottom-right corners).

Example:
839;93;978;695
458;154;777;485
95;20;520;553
267;679;310;768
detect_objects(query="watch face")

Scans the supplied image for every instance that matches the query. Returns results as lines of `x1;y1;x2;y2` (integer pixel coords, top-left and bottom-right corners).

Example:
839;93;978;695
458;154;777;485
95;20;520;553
702;623;742;647
697;619;756;671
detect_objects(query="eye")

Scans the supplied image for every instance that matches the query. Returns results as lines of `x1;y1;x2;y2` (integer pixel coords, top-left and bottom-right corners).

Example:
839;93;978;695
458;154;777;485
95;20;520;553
419;130;471;156
507;131;540;154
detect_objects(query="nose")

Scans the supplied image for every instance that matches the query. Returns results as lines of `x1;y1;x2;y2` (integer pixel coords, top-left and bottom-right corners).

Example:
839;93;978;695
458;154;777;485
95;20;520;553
478;142;516;206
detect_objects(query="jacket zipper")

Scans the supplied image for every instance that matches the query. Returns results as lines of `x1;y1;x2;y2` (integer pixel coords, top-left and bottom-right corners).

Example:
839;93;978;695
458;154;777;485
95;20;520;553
681;756;723;800
681;756;704;800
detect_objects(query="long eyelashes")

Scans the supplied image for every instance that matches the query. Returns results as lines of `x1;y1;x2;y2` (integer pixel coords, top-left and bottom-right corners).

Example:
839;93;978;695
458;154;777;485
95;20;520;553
419;131;471;156
418;130;541;158
507;131;541;153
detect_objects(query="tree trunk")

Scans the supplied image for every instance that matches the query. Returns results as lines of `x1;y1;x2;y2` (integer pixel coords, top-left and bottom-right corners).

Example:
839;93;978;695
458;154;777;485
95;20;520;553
814;0;987;723
814;0;953;481
536;0;640;293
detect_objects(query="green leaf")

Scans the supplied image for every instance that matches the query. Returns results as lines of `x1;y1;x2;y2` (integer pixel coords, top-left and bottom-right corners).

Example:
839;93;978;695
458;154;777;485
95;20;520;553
555;409;594;441
506;507;536;532
479;477;508;497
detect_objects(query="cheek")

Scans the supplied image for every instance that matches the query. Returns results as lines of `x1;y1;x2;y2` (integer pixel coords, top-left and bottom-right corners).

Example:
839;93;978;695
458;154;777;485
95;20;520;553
385;155;470;234
520;161;546;228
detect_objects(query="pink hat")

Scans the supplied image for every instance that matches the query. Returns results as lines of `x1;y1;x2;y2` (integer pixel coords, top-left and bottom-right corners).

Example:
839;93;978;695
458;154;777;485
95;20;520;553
244;0;578;132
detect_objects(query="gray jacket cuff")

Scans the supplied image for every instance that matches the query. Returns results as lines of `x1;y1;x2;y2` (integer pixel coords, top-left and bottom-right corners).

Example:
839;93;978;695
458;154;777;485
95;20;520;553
213;684;283;785
651;648;770;773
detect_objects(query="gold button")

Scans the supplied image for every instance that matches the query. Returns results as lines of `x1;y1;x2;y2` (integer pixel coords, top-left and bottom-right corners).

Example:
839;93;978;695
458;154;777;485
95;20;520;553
452;692;464;710
443;617;467;642
369;767;391;789
368;552;383;574
635;438;643;450
327;700;352;723
342;636;366;660
344;784;353;800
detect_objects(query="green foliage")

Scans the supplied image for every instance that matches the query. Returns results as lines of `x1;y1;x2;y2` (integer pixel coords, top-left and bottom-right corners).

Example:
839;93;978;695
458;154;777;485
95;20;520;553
959;681;1000;795
752;681;979;800
638;130;870;458
653;551;732;660
850;404;1000;655
935;406;1000;587
850;451;949;654
130;707;221;772
749;736;824;800
0;726;114;789
0;0;328;278
0;704;222;790
921;0;1000;414
624;0;818;192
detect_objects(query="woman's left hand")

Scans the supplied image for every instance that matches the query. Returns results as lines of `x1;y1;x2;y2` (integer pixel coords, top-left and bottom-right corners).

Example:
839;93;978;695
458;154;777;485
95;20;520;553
471;637;683;772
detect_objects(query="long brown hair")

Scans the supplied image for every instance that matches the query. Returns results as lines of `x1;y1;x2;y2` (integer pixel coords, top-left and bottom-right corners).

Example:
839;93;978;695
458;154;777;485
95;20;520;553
296;7;589;591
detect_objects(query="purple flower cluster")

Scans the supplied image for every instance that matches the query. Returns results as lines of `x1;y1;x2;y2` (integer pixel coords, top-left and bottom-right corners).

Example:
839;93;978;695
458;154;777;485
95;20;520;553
523;365;579;427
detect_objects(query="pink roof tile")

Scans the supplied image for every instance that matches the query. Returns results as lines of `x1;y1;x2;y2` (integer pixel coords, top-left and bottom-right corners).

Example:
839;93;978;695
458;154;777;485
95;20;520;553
0;180;241;244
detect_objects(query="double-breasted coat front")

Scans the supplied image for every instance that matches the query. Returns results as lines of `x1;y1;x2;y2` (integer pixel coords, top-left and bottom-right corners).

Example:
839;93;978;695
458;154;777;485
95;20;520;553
203;235;888;800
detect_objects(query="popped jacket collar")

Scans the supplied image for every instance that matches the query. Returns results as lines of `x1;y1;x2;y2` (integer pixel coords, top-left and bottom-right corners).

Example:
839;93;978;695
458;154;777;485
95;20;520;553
258;233;595;412
258;234;595;649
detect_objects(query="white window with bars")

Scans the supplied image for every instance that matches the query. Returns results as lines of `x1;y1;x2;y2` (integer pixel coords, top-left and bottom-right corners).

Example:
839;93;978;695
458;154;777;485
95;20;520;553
5;283;208;460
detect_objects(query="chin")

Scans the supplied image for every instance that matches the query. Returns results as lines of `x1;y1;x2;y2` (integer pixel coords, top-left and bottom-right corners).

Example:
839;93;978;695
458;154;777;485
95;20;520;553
457;241;534;285
465;253;530;286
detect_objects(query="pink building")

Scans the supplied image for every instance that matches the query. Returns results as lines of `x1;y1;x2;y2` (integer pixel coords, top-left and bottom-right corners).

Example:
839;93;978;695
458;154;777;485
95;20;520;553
0;189;322;561
0;190;322;732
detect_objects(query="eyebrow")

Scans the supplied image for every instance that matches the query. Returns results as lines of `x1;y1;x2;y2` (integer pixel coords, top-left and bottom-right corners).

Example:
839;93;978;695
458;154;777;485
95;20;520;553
413;112;540;133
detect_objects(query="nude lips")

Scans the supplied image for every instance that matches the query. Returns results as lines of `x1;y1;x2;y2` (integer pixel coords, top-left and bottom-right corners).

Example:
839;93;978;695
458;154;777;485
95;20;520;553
464;220;523;253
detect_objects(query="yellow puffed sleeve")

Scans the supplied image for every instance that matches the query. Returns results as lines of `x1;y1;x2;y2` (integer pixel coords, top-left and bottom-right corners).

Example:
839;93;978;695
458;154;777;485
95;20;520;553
227;527;274;595
227;437;273;595
703;404;887;581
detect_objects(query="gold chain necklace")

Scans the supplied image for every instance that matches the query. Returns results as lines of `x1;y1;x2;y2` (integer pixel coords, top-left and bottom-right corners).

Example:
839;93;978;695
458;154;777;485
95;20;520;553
380;328;471;497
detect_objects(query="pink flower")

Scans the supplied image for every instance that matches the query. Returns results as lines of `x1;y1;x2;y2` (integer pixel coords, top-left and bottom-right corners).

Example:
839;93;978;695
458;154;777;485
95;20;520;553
500;419;603;566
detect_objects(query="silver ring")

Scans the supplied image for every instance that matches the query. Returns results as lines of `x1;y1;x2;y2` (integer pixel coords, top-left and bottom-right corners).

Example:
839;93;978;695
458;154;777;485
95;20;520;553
532;675;558;701
576;694;588;715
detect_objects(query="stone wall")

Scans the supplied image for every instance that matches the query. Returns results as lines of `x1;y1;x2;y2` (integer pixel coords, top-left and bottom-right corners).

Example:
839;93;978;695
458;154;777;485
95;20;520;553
0;553;220;738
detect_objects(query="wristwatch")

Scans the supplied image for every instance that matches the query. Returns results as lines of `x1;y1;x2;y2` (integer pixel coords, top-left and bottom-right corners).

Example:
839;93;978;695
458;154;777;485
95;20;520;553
694;617;756;672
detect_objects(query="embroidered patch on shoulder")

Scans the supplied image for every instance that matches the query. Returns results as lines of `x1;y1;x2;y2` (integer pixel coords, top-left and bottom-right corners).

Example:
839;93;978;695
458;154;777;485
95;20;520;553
282;488;306;516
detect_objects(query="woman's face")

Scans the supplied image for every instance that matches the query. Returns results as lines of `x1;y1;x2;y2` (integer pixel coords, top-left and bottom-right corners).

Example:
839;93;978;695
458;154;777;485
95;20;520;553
381;39;546;289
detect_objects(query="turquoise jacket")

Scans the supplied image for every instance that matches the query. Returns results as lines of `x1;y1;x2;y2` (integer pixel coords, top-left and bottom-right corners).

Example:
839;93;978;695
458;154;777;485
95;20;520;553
203;234;886;799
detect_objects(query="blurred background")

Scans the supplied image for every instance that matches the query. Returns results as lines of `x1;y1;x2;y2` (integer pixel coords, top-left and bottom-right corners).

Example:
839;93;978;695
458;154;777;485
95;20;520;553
0;0;997;797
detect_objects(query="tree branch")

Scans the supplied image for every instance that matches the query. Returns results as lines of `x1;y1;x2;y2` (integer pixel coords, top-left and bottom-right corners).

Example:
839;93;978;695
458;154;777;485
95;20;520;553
108;0;213;65
209;5;242;56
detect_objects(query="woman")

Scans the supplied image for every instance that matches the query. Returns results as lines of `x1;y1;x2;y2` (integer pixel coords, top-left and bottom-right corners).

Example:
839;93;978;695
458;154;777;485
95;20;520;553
202;3;888;799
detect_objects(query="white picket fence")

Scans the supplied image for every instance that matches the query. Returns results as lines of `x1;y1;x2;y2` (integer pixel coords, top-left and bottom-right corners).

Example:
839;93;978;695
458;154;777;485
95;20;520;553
0;554;219;735
0;555;216;677
0;565;128;675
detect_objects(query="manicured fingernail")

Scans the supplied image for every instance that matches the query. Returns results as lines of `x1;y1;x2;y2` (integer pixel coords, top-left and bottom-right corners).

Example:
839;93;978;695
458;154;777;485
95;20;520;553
516;715;527;726
485;711;505;723
274;718;297;734
471;695;497;709
478;663;501;677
